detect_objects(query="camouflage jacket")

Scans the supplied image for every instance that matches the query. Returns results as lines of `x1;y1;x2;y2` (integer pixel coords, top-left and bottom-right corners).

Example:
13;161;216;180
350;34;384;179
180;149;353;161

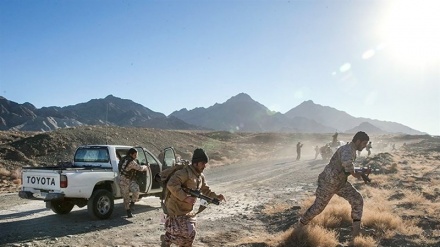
319;142;357;186
166;165;218;217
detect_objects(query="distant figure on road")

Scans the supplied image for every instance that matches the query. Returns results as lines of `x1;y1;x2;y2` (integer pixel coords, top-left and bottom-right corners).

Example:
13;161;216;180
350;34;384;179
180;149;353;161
391;143;396;151
295;131;370;243
296;142;303;160
314;145;319;159
366;141;372;156
332;132;339;146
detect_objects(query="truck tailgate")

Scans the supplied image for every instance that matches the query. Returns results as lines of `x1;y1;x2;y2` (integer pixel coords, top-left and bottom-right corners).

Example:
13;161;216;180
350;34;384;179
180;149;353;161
22;170;61;191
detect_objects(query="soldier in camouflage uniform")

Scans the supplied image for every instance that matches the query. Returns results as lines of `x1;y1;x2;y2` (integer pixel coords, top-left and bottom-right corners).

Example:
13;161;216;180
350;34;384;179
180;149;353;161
161;148;225;247
296;142;303;160
297;131;370;240
366;141;372;156
118;148;148;218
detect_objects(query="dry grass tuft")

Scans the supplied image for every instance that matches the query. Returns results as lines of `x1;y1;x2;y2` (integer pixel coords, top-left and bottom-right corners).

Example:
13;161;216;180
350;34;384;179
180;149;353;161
363;208;402;231
12;168;21;179
352;235;378;247
0;167;11;176
300;196;351;228
279;225;339;247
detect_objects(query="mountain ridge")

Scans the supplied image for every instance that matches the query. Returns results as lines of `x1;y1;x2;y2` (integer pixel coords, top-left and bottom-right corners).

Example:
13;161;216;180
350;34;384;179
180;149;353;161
0;94;425;135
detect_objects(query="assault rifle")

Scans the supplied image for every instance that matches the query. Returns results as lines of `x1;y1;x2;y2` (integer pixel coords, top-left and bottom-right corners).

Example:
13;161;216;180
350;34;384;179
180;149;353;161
183;188;220;205
354;166;372;183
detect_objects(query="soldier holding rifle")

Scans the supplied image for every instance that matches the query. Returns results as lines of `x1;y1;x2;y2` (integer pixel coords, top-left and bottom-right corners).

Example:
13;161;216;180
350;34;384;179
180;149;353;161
296;131;370;242
161;148;225;247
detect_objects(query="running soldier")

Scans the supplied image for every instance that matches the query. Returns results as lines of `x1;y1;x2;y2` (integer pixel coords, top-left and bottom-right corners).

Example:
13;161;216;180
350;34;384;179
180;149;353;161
314;145;320;160
296;142;303;160
161;148;225;247
366;141;372;156
296;131;370;241
118;148;148;218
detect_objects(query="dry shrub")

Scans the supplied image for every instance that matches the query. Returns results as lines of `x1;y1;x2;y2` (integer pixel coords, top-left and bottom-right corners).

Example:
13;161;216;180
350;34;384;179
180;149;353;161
280;225;339;247
398;220;424;236
352;235;378;247
300;196;351;228
401;189;428;206
424;202;440;215
314;196;351;227
0;167;11;176
13;178;21;185
363;187;393;204
389;162;398;173
12;168;22;179
362;208;402;231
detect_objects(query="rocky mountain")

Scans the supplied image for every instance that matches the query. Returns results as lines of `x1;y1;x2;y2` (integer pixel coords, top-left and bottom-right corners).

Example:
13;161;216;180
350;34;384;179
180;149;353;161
344;122;388;134
284;100;423;135
0;95;200;131
170;93;333;133
0;94;425;134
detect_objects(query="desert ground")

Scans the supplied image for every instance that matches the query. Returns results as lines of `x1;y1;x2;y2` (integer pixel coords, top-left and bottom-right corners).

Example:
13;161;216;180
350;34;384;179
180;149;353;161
0;127;439;246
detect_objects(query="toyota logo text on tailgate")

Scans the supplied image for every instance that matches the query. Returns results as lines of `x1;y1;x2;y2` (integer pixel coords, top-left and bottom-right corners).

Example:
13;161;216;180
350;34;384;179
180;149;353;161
26;176;56;186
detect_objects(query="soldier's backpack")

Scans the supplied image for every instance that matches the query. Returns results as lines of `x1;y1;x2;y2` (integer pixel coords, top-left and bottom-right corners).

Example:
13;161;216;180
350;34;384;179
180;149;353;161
118;156;126;173
156;162;188;215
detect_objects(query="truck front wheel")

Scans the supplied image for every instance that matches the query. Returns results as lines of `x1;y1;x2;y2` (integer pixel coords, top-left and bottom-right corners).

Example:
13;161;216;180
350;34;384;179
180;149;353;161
87;189;114;219
50;200;74;215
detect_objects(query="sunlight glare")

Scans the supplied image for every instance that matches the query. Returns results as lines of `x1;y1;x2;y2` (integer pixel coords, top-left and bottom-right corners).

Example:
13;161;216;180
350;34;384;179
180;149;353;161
380;0;440;66
362;49;376;60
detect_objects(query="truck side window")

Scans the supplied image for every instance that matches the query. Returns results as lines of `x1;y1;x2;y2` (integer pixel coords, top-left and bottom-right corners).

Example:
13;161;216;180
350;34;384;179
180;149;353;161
164;150;176;168
136;148;148;165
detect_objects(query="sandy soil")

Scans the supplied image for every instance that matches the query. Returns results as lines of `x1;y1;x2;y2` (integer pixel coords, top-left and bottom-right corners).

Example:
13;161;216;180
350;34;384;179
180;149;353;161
0;129;438;247
0;154;320;247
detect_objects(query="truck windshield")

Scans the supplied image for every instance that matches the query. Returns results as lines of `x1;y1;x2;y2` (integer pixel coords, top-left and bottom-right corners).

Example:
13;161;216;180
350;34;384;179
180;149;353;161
74;147;110;163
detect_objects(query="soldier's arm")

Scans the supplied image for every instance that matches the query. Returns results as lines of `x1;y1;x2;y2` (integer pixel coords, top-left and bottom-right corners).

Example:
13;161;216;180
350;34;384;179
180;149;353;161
167;170;190;202
341;146;355;174
126;160;148;172
200;175;218;199
200;175;225;201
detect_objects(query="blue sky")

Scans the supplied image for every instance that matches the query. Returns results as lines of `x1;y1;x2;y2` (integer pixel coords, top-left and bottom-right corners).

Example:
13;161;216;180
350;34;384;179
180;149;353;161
1;0;439;135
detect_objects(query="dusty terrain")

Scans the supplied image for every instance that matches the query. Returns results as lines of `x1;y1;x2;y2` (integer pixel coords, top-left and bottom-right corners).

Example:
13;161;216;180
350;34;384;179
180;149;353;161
0;127;438;246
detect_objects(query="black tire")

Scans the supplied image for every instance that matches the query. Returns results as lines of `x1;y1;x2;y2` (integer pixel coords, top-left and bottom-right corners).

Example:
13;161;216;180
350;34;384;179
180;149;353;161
50;200;74;215
87;189;114;220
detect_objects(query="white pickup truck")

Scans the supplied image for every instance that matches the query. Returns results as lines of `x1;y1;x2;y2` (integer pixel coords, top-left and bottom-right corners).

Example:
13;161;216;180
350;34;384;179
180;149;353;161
19;145;178;219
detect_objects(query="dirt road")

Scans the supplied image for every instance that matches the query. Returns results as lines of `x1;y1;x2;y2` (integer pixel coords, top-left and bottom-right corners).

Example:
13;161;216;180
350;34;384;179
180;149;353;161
0;156;324;247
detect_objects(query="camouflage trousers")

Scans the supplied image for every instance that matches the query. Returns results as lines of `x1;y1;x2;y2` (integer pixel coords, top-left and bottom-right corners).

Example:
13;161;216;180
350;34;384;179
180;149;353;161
301;172;364;225
164;215;197;247
119;176;140;210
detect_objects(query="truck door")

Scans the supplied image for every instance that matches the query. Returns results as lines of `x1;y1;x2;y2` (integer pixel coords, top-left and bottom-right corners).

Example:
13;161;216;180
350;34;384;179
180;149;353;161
135;147;152;192
161;147;177;170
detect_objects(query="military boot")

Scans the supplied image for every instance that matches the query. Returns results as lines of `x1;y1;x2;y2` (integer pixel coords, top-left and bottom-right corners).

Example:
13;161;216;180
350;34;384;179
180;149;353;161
126;209;133;218
352;220;361;238
294;218;307;230
160;234;170;247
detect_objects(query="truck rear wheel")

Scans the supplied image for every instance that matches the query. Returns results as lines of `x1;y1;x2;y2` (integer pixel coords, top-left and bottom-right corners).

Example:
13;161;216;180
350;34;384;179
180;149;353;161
50;200;74;215
87;189;114;219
